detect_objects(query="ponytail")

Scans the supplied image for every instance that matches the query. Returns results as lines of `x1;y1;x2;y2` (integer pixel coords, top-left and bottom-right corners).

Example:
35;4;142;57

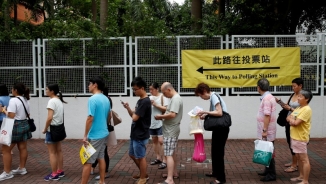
58;91;67;104
24;87;30;100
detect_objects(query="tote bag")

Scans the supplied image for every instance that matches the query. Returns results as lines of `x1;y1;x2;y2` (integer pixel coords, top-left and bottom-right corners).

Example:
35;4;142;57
252;140;274;166
107;124;117;146
0;118;15;146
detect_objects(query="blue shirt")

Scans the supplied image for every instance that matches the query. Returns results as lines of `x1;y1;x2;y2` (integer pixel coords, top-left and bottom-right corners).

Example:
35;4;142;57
0;96;10;121
87;93;110;139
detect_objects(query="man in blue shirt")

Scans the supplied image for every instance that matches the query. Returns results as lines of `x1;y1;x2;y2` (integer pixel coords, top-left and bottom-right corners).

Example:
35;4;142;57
81;76;110;184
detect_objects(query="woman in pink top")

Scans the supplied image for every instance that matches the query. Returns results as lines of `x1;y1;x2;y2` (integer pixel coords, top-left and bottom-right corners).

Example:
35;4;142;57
256;78;277;182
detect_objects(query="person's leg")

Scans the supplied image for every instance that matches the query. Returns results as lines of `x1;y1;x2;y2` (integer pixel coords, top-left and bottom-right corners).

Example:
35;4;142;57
46;143;58;174
55;142;63;171
104;146;110;173
91;160;98;174
165;155;174;183
152;136;160;160
129;139;140;169
2;144;16;173
299;153;310;183
16;141;28;169
211;130;218;177
163;137;177;184
214;127;229;183
285;123;297;168
98;158;106;184
81;163;92;184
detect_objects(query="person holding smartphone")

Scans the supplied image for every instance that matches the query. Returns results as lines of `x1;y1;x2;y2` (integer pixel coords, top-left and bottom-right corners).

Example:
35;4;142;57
275;78;303;173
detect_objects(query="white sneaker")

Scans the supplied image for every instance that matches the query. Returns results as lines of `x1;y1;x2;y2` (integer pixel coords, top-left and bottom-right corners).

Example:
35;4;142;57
95;174;110;180
12;167;27;175
0;171;14;181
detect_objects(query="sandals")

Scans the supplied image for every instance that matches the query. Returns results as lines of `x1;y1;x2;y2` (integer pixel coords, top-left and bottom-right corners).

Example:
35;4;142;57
290;177;303;182
284;162;292;167
284;166;298;173
161;173;179;179
158;162;167;169
150;159;162;165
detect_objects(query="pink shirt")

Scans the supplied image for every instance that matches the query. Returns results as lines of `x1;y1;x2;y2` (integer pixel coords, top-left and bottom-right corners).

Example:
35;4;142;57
256;92;277;141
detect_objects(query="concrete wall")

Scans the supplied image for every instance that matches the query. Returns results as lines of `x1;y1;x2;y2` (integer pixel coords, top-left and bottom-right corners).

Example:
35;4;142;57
30;96;326;140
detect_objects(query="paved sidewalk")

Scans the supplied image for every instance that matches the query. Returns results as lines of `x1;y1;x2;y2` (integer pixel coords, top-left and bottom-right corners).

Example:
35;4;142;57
0;138;326;184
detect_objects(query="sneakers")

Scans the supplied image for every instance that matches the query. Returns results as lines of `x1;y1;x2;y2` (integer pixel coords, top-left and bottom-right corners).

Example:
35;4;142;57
12;167;27;175
0;171;14;181
44;173;60;181
132;174;149;181
95;174;110;180
57;171;65;178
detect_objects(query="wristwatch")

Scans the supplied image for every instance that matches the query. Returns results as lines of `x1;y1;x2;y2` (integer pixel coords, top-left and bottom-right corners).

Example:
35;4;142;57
263;129;267;132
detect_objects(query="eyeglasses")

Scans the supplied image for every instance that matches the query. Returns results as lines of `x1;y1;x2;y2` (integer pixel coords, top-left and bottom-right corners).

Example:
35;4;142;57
132;88;140;91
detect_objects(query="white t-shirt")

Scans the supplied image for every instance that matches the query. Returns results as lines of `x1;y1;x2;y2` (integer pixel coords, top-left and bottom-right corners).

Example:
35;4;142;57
7;96;30;120
47;98;64;130
149;94;170;129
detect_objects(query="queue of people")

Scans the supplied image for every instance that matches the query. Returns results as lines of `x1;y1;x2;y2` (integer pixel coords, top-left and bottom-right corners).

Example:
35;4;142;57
0;76;313;184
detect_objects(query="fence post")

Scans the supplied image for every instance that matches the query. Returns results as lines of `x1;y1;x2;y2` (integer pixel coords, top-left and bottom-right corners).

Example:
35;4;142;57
37;38;42;97
321;34;325;96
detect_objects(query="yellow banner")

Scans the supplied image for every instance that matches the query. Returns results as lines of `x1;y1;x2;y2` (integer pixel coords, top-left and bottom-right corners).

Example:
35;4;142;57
182;47;300;88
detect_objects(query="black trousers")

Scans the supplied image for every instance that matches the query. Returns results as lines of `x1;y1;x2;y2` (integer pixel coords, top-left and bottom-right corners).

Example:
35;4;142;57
92;146;110;172
285;123;295;156
211;127;230;182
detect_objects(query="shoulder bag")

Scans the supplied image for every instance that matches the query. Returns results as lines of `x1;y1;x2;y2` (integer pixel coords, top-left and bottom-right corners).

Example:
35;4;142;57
112;110;122;126
50;112;66;142
203;93;232;131
17;97;36;132
276;93;294;127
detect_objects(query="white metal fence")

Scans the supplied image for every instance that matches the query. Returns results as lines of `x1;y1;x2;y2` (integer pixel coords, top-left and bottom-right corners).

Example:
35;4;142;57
0;34;325;97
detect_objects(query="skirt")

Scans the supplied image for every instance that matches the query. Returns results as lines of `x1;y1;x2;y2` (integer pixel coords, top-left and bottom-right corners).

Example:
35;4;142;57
11;120;32;143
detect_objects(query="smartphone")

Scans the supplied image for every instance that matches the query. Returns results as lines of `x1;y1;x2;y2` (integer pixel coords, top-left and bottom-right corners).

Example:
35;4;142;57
120;100;124;104
276;99;285;106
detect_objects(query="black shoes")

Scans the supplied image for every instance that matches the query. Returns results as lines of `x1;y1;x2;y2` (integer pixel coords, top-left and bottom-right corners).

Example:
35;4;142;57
205;173;215;177
260;174;276;182
257;170;267;176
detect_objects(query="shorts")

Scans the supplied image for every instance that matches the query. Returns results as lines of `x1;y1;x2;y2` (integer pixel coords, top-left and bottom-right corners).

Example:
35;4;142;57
129;138;149;159
45;131;57;144
86;136;108;164
163;137;178;156
291;138;308;153
11;120;32;143
149;127;163;137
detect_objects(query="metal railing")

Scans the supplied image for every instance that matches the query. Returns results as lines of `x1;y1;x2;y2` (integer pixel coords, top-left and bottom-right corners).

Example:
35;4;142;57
0;34;325;97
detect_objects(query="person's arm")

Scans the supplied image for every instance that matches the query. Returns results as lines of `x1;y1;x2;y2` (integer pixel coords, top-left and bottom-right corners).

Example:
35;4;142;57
83;115;93;144
42;108;54;134
153;103;167;113
122;102;135;118
288;117;304;126
155;111;176;120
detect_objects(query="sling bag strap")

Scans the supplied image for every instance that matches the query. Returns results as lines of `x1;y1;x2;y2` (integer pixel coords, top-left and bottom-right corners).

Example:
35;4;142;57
210;93;225;111
16;97;30;120
287;93;295;105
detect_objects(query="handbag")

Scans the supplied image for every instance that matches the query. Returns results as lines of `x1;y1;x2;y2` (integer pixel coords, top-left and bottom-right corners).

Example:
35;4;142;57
17;97;36;132
252;140;274;166
203;93;232;131
192;133;206;163
0;118;15;146
50;111;66;142
112;110;122;126
50;123;66;142
107;122;117;145
276;93;294;127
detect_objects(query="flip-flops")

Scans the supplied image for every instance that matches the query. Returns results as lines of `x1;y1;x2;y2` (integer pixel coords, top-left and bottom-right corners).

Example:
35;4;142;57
284;166;298;173
158;162;167;169
161;173;179;179
290;177;303;182
158;181;175;184
150;159;162;165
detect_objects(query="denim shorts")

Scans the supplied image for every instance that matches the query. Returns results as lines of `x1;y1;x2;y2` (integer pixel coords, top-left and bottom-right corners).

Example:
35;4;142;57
149;127;163;137
129;138;149;159
45;132;55;144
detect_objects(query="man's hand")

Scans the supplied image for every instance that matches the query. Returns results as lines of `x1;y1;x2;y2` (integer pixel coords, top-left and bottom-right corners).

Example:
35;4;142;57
122;102;129;109
83;136;88;147
42;129;47;134
155;115;162;120
262;132;268;140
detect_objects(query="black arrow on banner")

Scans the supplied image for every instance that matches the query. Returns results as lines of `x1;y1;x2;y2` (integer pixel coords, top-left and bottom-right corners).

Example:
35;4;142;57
196;66;280;74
